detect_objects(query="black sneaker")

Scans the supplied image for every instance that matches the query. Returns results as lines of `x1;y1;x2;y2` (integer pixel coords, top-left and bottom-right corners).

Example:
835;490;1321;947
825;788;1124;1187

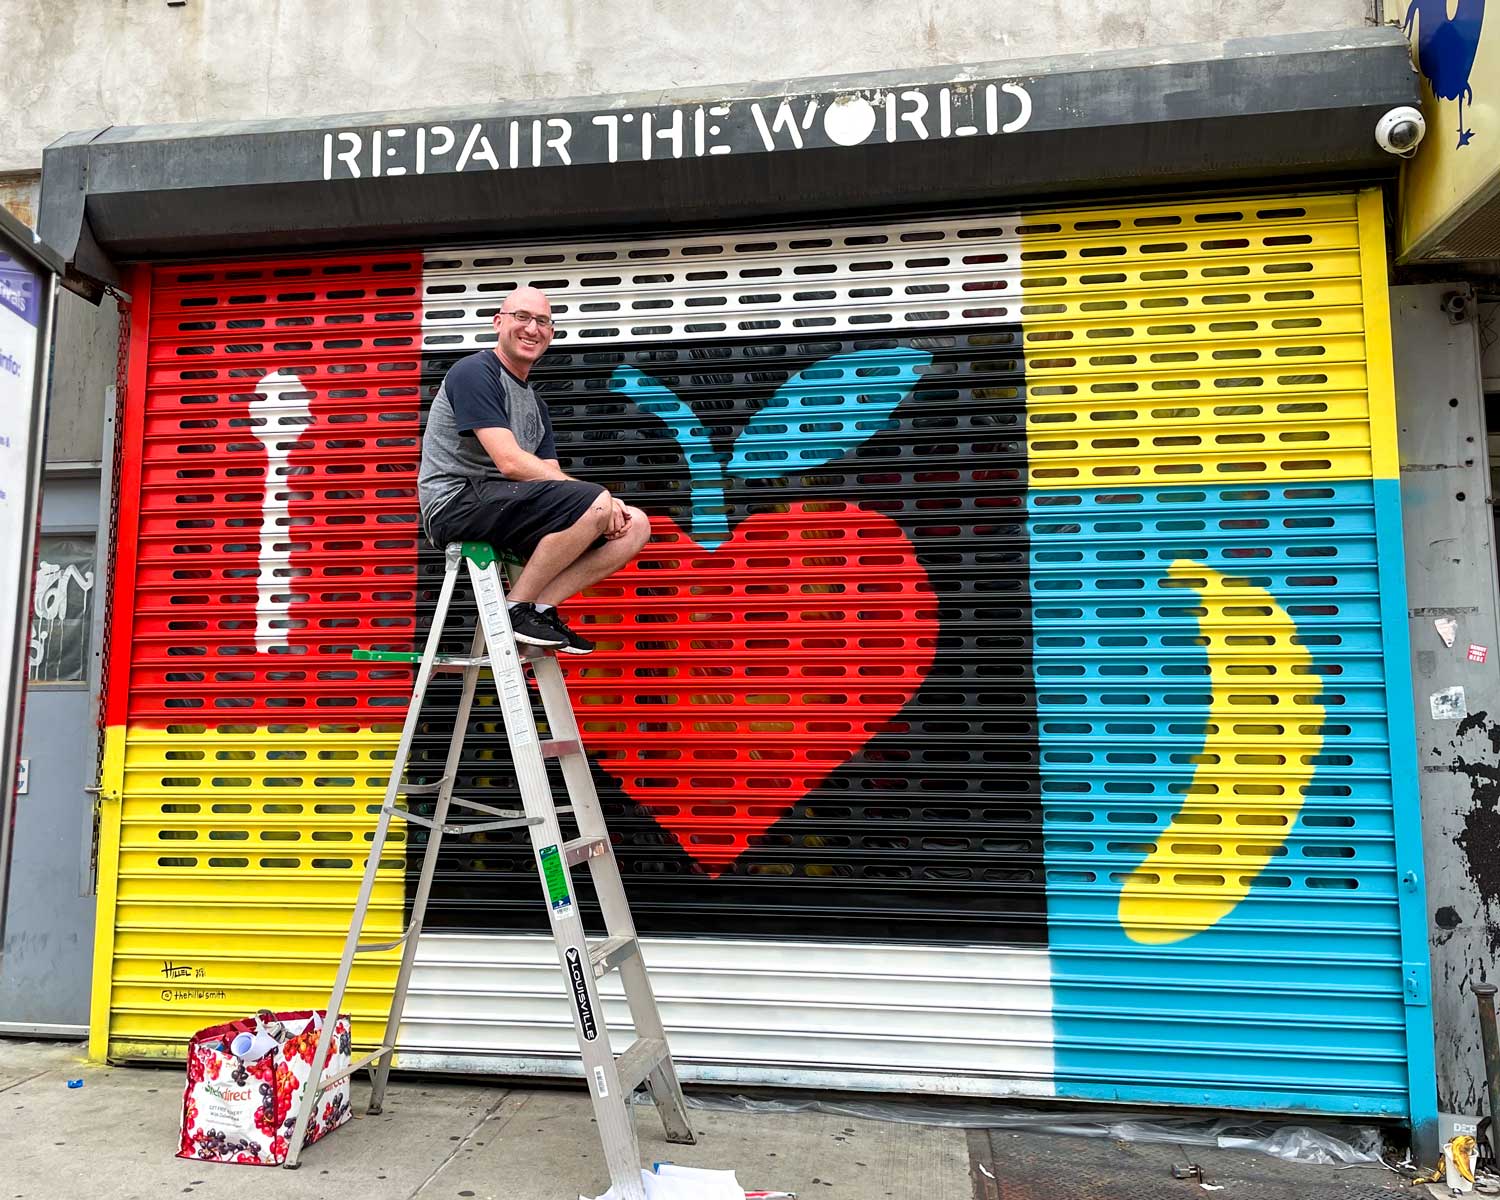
538;608;596;655
508;603;566;649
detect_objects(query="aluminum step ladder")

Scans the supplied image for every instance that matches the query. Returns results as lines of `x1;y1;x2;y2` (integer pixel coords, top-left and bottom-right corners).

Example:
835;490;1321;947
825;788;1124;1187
283;540;696;1197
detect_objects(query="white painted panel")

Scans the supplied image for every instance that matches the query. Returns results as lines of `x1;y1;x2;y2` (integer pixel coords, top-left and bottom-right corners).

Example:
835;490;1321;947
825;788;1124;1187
422;218;1025;348
404;934;1054;1097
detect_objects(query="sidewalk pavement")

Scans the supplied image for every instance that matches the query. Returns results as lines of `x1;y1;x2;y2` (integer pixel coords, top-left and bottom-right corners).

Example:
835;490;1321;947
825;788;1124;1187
1;1037;1414;1199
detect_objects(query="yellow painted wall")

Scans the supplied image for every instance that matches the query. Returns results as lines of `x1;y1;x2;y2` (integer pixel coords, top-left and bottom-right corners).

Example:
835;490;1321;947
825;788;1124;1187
1400;1;1499;259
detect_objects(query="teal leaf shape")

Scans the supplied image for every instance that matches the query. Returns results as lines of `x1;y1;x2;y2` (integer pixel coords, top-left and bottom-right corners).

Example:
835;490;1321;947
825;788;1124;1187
611;346;931;548
724;347;932;479
612;365;731;547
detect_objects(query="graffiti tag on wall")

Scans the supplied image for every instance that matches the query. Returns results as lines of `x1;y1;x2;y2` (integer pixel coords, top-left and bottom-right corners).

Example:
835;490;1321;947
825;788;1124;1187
28;539;94;683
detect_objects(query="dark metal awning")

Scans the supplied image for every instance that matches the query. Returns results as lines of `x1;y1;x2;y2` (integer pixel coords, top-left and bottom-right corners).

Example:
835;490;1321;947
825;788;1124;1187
40;27;1419;298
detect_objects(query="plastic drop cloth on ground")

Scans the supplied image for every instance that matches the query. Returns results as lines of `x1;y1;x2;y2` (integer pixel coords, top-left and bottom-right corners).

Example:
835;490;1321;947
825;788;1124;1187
631;1090;1387;1167
583;1163;746;1200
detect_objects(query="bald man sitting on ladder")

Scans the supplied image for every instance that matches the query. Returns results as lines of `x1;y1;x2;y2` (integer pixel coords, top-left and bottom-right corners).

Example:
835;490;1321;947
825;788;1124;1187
417;286;651;655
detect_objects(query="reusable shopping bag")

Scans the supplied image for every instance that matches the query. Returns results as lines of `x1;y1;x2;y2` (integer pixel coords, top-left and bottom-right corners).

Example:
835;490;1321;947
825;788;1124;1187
176;1008;352;1165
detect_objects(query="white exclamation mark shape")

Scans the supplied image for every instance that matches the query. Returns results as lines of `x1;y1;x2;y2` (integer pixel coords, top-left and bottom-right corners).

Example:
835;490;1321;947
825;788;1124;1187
246;369;312;651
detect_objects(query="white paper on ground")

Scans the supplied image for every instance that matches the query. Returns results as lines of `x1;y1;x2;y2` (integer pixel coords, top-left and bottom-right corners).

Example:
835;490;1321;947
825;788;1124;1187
655;1163;745;1198
582;1166;745;1200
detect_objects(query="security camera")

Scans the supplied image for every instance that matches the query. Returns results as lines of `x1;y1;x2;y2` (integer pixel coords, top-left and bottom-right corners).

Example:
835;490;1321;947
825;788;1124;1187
1376;106;1426;158
1442;291;1474;324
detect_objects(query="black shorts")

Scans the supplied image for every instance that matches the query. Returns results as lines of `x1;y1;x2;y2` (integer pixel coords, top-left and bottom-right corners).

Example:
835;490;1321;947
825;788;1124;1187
424;478;607;557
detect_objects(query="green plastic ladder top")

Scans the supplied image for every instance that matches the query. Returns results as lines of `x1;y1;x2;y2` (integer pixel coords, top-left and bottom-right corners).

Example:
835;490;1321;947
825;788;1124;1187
351;544;520;663
458;541;523;569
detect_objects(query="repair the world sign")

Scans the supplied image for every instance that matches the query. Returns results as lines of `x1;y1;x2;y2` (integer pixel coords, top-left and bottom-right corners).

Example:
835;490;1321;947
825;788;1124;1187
321;80;1034;179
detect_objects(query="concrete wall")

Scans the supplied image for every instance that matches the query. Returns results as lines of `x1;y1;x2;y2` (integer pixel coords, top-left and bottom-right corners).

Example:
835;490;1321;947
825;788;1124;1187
1393;286;1500;1119
3;0;1378;173
46;291;117;465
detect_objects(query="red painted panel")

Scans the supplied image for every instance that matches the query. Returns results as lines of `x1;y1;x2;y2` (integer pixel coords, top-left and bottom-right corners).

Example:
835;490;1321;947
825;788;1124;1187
125;253;424;723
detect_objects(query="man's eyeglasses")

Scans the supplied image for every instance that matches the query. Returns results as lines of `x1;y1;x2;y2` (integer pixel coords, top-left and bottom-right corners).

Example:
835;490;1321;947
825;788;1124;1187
499;310;555;330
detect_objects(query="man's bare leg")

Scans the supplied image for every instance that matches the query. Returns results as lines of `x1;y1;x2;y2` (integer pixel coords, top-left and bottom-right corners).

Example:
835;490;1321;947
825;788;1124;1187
506;492;612;604
534;507;651;607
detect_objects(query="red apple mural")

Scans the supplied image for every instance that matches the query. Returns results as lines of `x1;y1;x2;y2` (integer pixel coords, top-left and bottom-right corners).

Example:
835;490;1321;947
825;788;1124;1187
554;349;938;874
562;506;938;873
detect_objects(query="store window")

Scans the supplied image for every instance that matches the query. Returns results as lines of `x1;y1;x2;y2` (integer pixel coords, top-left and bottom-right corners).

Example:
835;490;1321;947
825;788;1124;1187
27;535;96;684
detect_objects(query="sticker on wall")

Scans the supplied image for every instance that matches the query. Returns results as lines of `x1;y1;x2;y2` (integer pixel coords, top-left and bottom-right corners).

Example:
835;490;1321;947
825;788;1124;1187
1435;617;1458;648
1467;643;1488;664
1431;685;1469;720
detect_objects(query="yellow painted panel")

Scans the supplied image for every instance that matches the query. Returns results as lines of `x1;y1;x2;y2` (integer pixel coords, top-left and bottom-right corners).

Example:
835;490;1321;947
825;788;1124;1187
1024;190;1385;487
1022;304;1367;350
1027;360;1368;400
1357;189;1400;482
1030;451;1372;487
1020;227;1361;274
1016;249;1362;303
106;723;402;1054
1116;563;1324;945
1400;10;1500;259
1017;191;1359;236
1028;420;1373;463
1024;332;1370;381
1017;278;1366;330
89;725;128;1060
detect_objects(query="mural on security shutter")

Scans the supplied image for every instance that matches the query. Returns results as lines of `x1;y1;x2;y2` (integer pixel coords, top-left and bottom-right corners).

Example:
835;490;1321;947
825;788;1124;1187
97;191;1429;1122
413;320;1039;944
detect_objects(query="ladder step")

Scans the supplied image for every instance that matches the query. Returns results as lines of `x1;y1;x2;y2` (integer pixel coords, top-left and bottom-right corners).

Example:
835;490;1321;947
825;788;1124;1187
355;930;411;954
395;777;451;796
351;649;490;669
540;738;583;760
380;804;537;836
451;795;524;819
614;1036;668;1096
431;657;490;673
564;834;611;866
588;933;639;978
316;1045;395;1092
456;816;543;834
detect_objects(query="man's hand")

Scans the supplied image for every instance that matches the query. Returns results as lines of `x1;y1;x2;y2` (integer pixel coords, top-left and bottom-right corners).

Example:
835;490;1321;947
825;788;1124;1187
604;496;631;540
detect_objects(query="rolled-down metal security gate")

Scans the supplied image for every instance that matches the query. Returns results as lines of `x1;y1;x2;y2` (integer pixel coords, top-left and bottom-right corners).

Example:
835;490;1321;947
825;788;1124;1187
92;187;1434;1127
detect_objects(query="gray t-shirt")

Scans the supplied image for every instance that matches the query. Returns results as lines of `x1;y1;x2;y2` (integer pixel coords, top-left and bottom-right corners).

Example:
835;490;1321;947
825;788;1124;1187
418;350;557;528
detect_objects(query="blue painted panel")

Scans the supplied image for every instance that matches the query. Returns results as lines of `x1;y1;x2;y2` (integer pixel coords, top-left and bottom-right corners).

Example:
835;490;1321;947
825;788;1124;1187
1039;479;1413;1117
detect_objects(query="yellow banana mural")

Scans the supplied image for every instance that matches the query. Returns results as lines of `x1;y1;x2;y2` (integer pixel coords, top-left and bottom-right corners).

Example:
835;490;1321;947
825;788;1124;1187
1118;561;1324;944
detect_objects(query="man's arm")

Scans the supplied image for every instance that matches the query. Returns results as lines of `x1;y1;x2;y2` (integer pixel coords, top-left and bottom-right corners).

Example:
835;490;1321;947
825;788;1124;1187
475;426;570;481
477;427;630;539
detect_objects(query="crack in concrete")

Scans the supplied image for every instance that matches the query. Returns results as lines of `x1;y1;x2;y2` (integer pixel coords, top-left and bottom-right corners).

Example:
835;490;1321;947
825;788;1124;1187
0;1066;58;1094
408;1089;530;1199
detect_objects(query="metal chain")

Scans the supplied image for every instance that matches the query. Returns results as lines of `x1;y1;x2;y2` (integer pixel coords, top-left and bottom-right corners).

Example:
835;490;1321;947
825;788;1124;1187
88;292;131;889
